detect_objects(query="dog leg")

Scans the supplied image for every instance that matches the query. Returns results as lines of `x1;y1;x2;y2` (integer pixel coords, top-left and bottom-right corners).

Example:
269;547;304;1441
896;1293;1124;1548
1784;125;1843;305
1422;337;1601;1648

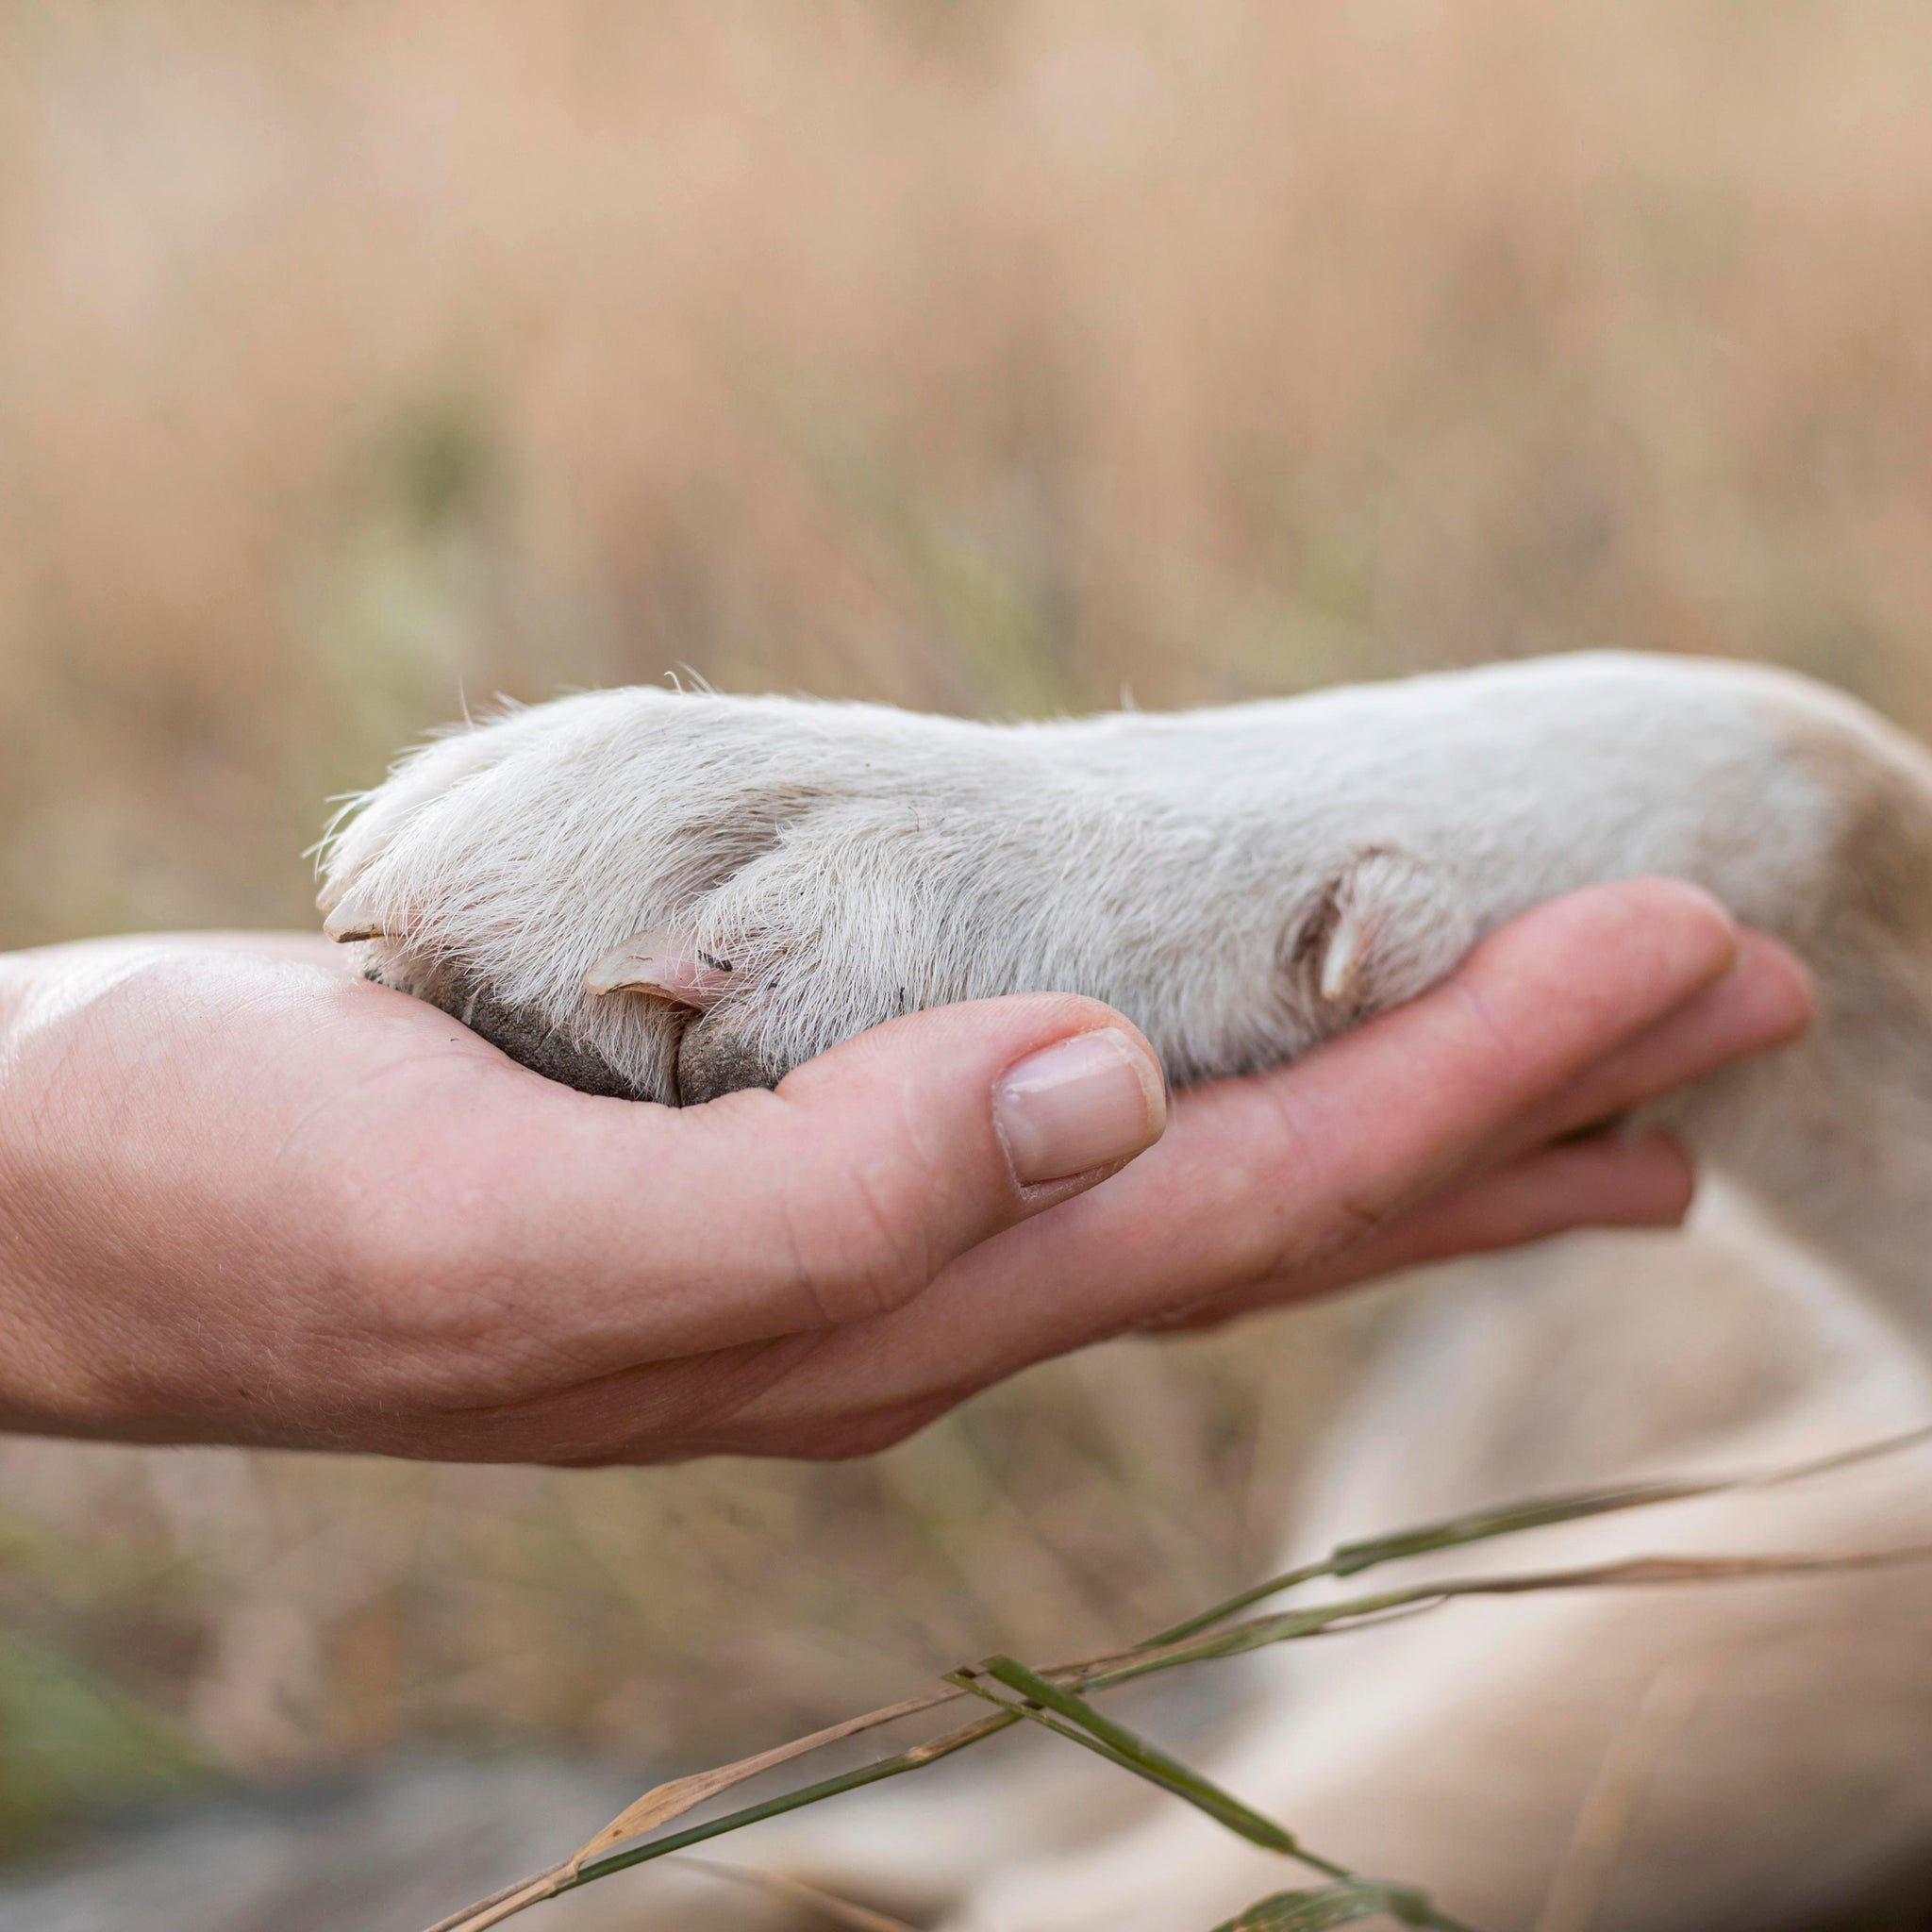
323;651;1932;1334
947;1191;1932;1932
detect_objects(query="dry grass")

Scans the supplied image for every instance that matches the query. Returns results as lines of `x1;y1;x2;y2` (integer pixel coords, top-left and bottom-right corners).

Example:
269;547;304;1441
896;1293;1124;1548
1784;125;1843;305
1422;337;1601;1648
3;0;1932;1892
0;1297;1358;1858
8;0;1932;946
421;1429;1932;1932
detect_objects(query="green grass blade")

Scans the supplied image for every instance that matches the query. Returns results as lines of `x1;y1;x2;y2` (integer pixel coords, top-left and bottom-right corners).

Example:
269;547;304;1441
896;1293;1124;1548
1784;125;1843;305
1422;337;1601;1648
962;1656;1342;1871
426;1431;1932;1932
1151;1424;1932;1644
560;1710;1015;1892
948;1673;1234;1807
1096;1544;1932;1700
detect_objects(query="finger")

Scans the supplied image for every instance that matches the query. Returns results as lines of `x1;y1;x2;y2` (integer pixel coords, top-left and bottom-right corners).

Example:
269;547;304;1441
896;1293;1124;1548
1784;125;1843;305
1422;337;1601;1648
1150;932;1809;1336
989;877;1738;1318
430;993;1168;1374
704;879;1751;1426
1490;931;1813;1158
1143;1129;1695;1331
655;1127;1690;1457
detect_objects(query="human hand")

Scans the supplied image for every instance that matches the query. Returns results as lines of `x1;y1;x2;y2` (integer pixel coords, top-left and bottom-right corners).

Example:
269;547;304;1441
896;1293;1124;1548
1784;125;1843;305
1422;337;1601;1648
0;878;1810;1461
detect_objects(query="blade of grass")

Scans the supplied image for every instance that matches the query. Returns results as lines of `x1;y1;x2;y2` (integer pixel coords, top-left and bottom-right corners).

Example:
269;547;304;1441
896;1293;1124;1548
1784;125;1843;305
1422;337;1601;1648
951;1656;1320;1864
563;1686;959;1874
1153;1424;1932;1644
443;1538;1932;1928
424;1430;1932;1932
1077;1542;1932;1696
958;1662;1491;1928
550;1710;1017;1899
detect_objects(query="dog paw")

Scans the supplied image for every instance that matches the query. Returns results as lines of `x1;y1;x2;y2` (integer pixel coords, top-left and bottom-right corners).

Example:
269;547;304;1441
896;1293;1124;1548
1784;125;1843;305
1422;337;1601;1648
317;686;1479;1104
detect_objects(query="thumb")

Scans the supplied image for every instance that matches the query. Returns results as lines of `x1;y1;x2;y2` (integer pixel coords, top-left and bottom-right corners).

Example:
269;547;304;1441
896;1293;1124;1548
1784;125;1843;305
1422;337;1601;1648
658;994;1169;1337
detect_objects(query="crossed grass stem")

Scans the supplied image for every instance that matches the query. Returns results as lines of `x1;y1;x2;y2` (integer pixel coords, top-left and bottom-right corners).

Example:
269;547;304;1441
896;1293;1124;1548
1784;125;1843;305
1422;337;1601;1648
426;1425;1932;1932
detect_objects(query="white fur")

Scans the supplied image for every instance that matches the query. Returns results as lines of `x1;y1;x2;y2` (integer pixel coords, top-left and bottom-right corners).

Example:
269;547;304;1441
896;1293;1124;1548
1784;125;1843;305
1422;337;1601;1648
325;655;1829;1094
317;651;1932;1928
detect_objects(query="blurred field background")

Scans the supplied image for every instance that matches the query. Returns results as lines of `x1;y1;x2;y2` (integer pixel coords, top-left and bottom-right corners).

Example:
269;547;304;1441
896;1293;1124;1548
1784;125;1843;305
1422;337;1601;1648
3;0;1932;1916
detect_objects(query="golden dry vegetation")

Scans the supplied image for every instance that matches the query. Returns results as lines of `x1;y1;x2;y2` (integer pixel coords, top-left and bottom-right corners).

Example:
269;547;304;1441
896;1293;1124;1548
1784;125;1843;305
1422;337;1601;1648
2;0;1931;1902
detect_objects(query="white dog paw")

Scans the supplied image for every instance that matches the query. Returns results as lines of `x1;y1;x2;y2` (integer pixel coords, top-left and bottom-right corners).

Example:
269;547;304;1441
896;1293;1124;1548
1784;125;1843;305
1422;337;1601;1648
317;685;1477;1105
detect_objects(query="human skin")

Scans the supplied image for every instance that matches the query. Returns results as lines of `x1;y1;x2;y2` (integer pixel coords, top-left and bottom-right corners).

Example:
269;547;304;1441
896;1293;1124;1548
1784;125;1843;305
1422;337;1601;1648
0;879;1811;1463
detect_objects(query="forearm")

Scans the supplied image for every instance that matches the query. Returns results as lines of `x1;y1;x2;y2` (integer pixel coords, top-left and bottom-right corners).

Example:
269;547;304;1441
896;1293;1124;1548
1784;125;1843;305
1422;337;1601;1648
0;936;363;1444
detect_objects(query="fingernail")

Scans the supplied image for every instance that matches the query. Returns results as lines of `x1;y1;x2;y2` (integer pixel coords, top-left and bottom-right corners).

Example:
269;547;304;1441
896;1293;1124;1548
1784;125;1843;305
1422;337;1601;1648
993;1029;1167;1185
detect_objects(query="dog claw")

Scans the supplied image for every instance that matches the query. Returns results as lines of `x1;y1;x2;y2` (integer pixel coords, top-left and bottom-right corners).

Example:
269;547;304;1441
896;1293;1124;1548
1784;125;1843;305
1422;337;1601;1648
322;887;389;942
585;930;733;1008
1318;919;1366;1003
